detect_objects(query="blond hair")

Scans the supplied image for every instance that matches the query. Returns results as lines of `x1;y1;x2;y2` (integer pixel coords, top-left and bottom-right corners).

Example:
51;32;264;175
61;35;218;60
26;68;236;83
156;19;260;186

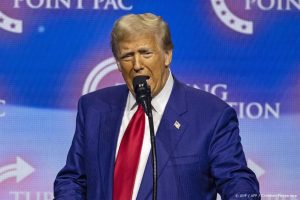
111;13;173;58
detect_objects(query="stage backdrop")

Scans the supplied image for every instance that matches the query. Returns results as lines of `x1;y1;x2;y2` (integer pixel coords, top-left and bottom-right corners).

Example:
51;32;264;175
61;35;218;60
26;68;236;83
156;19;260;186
1;0;300;199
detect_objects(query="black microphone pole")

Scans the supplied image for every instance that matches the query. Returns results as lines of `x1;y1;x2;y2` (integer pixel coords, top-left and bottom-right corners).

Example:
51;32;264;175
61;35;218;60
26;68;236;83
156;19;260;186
148;110;157;200
133;76;157;200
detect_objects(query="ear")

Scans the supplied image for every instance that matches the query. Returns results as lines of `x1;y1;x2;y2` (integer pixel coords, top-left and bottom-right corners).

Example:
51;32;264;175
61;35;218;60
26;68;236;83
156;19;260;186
164;49;173;67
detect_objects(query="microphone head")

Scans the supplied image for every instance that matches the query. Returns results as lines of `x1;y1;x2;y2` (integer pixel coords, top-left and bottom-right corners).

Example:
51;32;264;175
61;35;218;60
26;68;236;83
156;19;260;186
133;76;149;90
133;76;150;101
133;76;151;112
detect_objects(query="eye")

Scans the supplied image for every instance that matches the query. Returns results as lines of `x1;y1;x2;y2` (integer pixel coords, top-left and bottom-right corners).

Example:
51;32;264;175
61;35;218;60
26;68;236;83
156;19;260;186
120;54;133;61
142;51;153;58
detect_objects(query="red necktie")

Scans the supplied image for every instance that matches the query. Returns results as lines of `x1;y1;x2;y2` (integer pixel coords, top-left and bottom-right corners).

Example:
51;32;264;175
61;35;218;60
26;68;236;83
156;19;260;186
113;105;145;200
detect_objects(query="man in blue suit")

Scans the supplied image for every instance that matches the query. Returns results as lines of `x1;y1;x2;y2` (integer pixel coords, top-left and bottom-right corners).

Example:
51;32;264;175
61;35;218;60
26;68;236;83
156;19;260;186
54;13;260;199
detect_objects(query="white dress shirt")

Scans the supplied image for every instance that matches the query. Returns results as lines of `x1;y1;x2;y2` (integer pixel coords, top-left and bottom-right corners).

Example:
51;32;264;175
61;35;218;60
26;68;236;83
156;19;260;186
115;73;174;200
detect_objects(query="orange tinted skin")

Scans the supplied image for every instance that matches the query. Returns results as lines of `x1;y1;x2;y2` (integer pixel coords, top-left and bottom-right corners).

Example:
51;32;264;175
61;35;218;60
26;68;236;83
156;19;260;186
116;34;172;97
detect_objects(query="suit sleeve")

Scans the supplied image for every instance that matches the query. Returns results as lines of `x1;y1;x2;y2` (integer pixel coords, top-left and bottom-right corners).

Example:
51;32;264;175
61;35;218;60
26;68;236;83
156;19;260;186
208;106;260;200
53;97;87;200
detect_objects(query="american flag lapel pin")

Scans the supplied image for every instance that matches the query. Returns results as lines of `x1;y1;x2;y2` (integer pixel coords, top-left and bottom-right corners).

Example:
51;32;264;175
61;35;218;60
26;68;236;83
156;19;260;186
174;121;181;129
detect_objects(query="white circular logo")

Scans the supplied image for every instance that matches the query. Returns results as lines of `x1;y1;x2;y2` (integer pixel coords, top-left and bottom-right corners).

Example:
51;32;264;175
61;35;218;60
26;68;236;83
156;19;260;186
82;57;124;95
0;11;23;33
211;0;253;34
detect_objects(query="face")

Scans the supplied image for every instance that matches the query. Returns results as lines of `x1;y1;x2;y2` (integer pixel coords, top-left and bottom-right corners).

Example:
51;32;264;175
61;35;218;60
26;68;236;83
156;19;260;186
116;34;172;97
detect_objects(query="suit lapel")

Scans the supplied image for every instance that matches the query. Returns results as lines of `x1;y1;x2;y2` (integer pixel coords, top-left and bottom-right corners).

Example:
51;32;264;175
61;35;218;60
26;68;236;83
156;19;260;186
137;79;189;199
97;86;128;200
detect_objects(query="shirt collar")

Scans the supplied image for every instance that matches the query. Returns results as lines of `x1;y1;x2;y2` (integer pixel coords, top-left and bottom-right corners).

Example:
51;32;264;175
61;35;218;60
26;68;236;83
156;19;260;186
127;72;174;115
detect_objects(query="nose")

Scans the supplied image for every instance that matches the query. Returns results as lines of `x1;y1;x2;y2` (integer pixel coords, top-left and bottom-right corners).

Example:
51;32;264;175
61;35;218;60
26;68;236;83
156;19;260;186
133;54;143;72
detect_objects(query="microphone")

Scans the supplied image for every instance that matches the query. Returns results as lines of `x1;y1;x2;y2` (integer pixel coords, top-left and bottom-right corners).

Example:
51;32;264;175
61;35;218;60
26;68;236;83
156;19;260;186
133;76;152;117
132;75;157;200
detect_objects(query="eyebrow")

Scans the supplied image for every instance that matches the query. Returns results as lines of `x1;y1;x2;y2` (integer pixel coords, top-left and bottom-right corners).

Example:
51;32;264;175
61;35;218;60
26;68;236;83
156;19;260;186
120;52;134;58
120;47;153;58
138;48;152;53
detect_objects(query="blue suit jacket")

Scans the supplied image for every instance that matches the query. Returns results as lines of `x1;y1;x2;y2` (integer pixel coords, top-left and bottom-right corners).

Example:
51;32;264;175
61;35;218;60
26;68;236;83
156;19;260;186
54;78;260;200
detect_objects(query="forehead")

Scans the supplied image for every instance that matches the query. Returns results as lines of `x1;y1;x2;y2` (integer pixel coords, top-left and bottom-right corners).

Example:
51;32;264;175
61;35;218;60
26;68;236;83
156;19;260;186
118;34;162;51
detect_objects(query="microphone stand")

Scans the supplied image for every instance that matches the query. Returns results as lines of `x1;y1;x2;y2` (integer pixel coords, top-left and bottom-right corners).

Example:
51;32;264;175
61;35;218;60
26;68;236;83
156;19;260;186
133;76;157;200
145;109;157;200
